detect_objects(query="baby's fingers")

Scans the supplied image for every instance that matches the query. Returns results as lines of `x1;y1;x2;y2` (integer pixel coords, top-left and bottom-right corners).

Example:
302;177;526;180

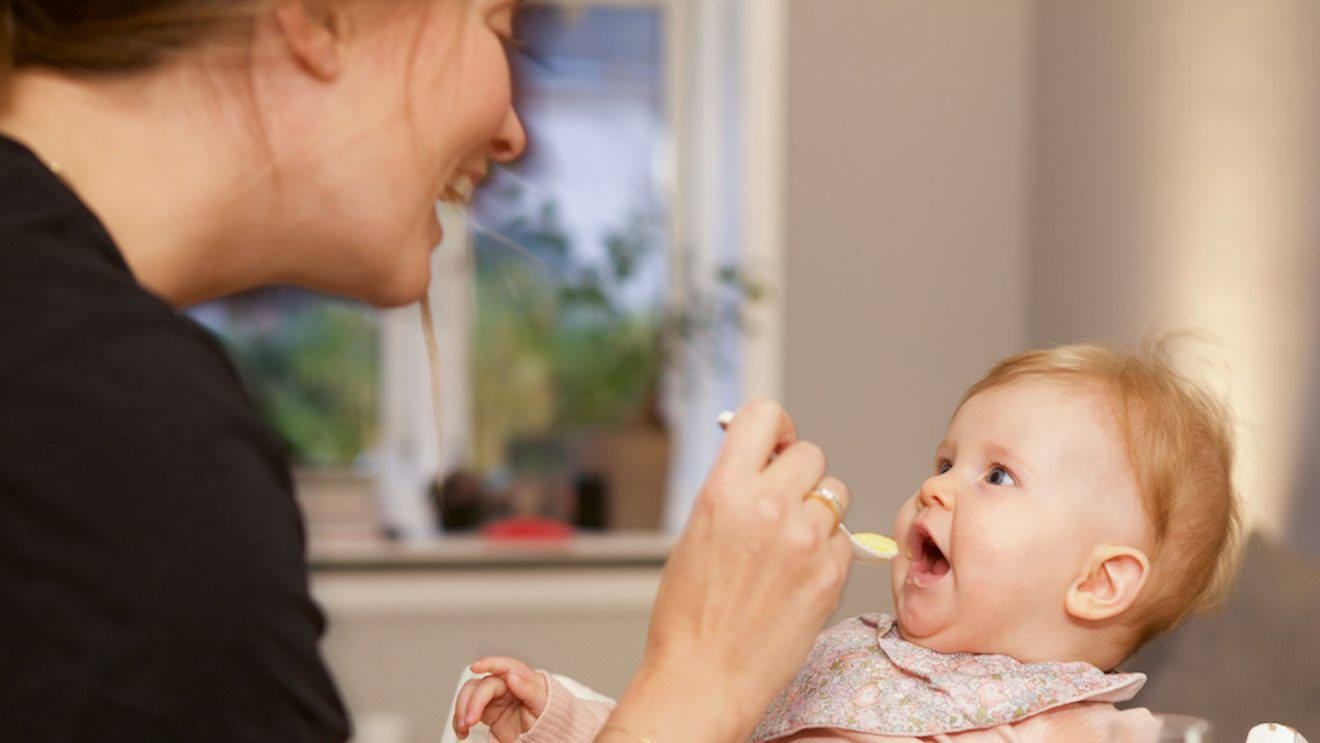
470;655;534;678
504;667;549;717
454;676;510;735
453;678;482;736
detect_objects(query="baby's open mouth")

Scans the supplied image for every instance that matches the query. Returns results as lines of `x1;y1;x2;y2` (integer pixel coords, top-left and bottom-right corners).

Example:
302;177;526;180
908;526;951;585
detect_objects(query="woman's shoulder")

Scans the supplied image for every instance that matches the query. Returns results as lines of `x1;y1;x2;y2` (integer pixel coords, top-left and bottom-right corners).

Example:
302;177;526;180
0;136;198;391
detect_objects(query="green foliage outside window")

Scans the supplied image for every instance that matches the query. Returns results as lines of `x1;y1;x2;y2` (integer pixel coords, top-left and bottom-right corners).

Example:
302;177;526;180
471;195;666;472
471;186;761;475
204;291;379;468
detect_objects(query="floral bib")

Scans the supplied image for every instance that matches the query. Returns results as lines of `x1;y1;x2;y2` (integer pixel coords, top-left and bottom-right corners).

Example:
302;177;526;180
750;614;1145;741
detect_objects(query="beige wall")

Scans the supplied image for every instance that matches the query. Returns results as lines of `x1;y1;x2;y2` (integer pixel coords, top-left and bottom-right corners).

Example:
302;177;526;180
785;0;1033;620
785;0;1320;610
1032;0;1320;546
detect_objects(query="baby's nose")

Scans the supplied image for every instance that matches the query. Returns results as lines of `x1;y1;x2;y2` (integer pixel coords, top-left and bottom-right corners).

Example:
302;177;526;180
917;480;954;511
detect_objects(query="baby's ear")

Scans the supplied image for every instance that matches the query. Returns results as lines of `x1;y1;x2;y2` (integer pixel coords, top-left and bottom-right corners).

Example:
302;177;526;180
1064;545;1150;622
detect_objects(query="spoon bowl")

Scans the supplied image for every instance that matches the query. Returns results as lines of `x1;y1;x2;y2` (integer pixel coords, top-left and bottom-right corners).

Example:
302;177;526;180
842;526;897;563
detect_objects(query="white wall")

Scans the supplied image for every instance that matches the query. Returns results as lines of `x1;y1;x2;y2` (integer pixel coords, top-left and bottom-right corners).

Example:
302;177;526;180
317;569;658;743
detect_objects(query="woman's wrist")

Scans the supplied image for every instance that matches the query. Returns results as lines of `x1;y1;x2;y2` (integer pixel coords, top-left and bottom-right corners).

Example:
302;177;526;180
601;654;761;743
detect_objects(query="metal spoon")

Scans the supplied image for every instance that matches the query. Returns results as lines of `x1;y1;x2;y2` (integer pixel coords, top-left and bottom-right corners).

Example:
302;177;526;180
717;410;897;564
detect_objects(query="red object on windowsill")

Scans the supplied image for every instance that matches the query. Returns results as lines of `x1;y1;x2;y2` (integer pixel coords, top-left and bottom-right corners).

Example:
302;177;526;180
479;516;576;541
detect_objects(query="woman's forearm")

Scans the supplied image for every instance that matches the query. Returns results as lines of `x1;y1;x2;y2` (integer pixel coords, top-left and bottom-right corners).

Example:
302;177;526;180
599;657;756;743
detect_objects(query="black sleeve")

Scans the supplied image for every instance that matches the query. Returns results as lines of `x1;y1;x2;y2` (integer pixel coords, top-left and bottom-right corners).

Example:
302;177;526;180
0;321;351;743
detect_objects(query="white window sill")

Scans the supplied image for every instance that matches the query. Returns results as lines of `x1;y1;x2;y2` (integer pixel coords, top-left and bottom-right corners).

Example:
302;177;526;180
308;530;674;571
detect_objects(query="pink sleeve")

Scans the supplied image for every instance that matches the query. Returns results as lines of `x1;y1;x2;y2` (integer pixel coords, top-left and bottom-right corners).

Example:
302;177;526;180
515;672;616;743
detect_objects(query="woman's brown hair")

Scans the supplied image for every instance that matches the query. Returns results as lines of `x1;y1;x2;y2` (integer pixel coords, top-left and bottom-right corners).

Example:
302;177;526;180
0;1;265;80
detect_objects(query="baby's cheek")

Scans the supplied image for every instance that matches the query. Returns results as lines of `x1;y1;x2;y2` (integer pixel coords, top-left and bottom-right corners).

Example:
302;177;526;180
893;496;918;535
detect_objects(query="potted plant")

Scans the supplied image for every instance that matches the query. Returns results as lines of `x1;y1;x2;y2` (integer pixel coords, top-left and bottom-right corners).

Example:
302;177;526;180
468;190;761;530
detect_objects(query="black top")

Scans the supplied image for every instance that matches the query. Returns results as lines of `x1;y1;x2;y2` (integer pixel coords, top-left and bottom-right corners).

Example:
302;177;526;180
0;136;350;741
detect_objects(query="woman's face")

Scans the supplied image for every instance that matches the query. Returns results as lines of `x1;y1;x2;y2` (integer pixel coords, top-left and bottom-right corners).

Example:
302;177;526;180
269;0;526;305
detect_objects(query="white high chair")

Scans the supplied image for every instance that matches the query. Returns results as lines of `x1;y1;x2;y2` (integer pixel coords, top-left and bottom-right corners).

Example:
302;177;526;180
1246;723;1310;743
437;667;615;743
435;668;1310;743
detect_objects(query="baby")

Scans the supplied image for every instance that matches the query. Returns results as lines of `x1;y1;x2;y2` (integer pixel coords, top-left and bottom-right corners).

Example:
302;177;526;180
452;342;1241;742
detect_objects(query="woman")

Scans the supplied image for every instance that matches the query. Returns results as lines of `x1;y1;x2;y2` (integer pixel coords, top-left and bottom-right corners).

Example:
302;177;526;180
0;2;853;741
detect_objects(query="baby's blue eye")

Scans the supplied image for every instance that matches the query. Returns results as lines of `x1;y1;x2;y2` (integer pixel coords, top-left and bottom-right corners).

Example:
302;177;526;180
937;460;952;475
986;466;1017;487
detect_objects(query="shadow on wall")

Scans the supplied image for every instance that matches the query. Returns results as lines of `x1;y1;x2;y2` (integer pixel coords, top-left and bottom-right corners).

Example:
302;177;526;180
1121;533;1320;740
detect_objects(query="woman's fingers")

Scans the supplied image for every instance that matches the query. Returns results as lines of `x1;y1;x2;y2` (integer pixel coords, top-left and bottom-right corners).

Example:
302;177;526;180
765;439;829;497
763;440;841;534
800;474;852;538
715;399;798;474
607;400;857;741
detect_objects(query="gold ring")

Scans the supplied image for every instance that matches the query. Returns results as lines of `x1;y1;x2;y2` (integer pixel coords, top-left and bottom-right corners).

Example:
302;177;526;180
803;486;844;531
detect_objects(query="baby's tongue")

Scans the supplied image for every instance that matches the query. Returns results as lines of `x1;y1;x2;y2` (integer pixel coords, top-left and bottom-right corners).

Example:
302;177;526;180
930;553;950;576
922;538;950;576
918;538;950;578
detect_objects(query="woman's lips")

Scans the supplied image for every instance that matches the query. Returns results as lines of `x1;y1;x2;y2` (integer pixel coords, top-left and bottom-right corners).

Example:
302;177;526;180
906;524;951;587
438;172;479;204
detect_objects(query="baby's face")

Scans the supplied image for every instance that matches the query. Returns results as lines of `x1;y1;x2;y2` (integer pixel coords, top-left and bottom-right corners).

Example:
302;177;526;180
890;378;1147;661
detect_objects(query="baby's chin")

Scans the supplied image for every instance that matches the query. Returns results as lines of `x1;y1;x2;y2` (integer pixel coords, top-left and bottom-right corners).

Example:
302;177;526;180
897;626;985;656
894;604;979;654
894;602;941;642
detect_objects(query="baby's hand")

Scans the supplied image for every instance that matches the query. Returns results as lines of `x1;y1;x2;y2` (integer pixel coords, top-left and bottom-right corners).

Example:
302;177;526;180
453;656;549;742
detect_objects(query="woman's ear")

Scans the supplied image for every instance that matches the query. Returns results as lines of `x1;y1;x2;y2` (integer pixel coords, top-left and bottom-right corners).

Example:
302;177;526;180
274;1;345;80
1064;545;1150;622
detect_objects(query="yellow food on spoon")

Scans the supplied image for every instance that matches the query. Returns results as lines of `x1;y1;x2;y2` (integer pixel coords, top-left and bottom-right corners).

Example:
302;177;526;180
852;532;897;557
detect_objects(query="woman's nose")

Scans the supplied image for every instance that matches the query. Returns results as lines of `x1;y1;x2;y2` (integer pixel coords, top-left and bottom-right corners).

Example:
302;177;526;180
489;108;527;163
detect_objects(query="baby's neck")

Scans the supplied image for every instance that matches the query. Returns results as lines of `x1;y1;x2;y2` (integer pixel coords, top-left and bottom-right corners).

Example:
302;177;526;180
894;614;1128;671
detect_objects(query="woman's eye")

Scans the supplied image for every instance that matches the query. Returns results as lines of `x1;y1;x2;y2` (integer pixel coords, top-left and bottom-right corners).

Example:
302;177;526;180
986;466;1017;487
489;7;521;47
497;32;534;60
936;460;952;475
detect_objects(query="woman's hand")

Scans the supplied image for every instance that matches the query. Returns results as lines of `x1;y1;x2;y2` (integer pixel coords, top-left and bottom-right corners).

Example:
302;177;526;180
603;399;853;742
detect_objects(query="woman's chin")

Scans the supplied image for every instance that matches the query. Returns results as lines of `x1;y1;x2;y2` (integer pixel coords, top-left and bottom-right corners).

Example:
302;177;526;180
365;267;432;308
358;238;437;307
303;254;431;308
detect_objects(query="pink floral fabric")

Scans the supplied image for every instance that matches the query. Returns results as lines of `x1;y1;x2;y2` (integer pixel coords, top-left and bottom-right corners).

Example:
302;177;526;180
750;614;1145;742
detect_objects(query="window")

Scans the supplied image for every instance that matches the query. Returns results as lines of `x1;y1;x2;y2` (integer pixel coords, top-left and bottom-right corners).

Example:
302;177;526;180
194;0;787;542
189;288;379;469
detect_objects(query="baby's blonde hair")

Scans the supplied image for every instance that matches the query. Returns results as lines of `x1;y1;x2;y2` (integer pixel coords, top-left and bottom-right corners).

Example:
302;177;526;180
959;339;1241;650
